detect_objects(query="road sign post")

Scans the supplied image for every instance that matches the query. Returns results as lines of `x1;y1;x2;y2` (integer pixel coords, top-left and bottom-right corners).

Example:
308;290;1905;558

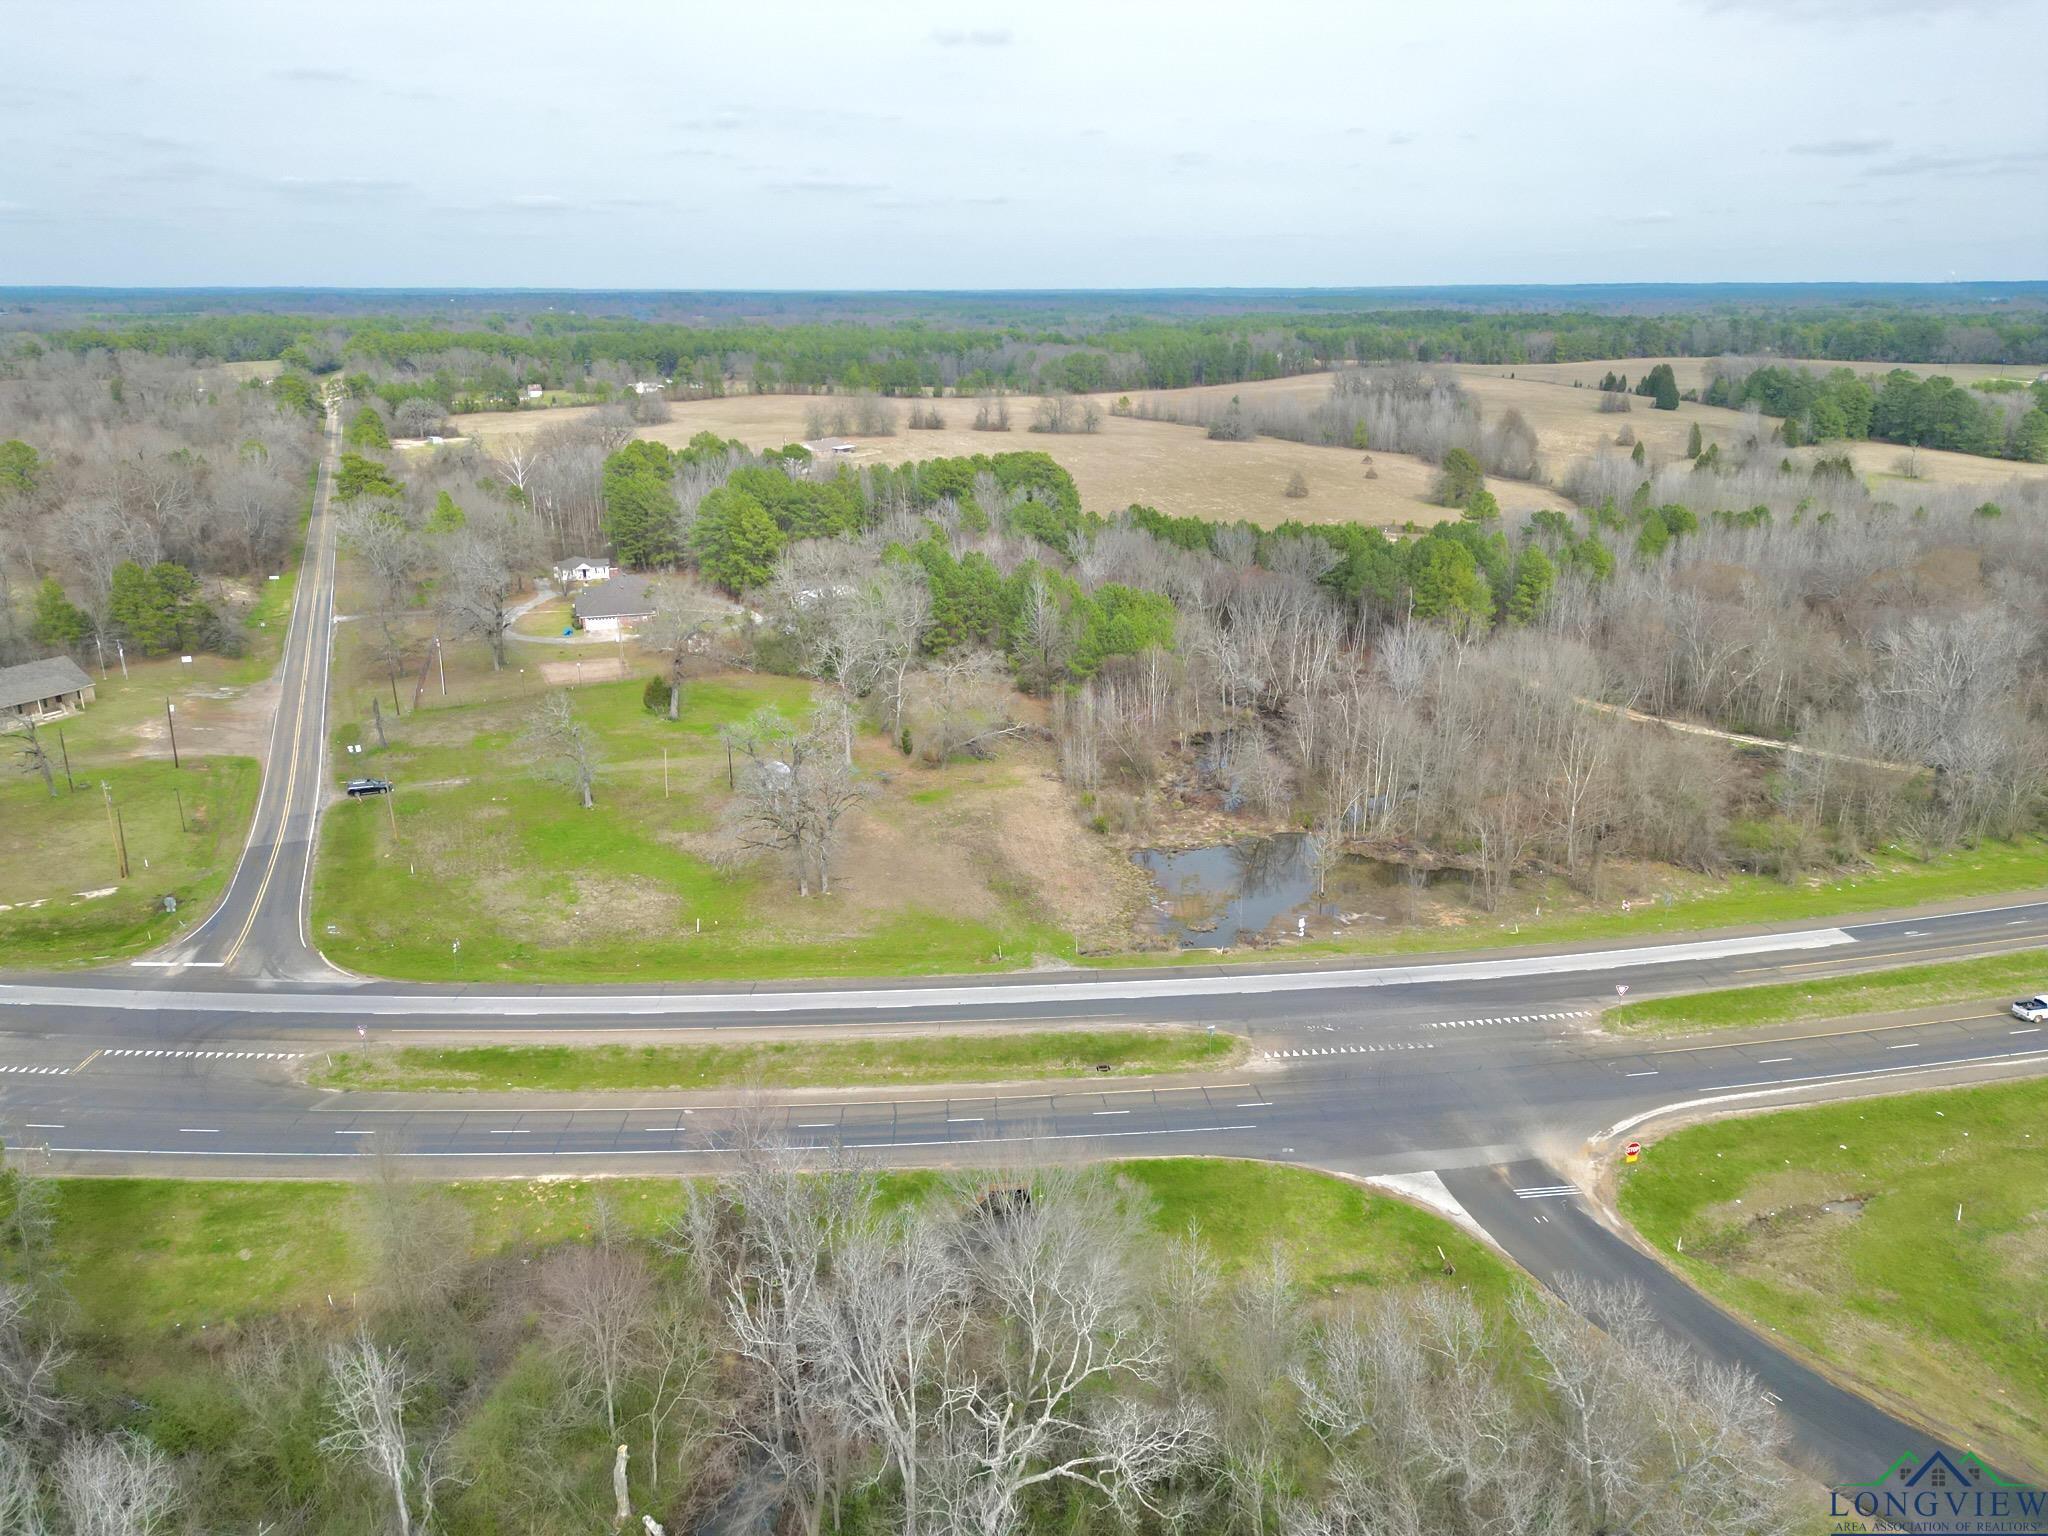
1624;1140;1642;1165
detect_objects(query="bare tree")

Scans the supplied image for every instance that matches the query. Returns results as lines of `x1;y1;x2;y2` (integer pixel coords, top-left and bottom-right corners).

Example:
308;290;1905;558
0;1285;69;1439
705;1131;874;1536
0;1436;43;1536
905;651;1020;763
640;580;728;721
723;705;872;896
927;1170;1214;1536
55;1434;180;1536
352;1147;474;1317
809;1213;966;1536
542;1197;652;1435
394;398;445;439
439;527;519;669
323;1326;454;1536
519;690;603;809
6;719;55;797
339;506;424;614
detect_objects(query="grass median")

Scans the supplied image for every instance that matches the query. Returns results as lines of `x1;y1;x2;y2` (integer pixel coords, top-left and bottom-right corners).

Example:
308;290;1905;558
1602;948;2047;1035
1619;1076;2048;1476
309;1027;1243;1094
42;1158;1510;1342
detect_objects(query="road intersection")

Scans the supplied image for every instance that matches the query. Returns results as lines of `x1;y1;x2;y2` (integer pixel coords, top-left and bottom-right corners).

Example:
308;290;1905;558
2;400;2042;1484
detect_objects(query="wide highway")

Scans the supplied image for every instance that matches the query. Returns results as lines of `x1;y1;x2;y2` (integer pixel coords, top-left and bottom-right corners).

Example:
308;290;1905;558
1;396;2042;1485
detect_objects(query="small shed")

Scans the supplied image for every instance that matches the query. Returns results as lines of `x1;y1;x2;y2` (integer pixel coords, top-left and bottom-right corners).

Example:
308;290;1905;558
553;557;613;585
572;574;657;638
801;437;859;458
0;656;96;720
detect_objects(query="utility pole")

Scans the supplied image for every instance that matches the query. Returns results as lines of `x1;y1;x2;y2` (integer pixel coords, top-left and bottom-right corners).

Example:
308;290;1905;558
435;634;446;697
165;698;180;768
385;787;399;840
94;635;107;679
101;782;129;879
370;695;387;748
116;641;128;680
56;727;73;793
388;671;401;716
116;806;130;877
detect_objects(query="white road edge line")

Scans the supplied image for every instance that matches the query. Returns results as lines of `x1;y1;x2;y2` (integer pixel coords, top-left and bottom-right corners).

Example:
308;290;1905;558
0;928;1860;1017
1596;1047;2048;1141
40;1124;1262;1160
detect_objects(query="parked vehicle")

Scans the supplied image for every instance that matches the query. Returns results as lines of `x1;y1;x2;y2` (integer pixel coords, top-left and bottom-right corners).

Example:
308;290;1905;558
344;778;394;798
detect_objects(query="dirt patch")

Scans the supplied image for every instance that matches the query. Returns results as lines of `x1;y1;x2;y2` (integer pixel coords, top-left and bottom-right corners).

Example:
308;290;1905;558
1989;1213;2048;1285
540;656;629;686
984;764;1150;948
123;673;280;763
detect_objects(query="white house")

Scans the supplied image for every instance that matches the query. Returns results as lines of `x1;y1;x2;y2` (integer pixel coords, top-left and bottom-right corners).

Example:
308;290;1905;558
630;380;668;396
573;574;657;638
552;556;614;585
525;383;545;400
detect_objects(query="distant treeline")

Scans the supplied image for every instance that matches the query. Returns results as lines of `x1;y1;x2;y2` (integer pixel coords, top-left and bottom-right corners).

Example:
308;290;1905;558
22;300;2048;400
1703;362;2048;460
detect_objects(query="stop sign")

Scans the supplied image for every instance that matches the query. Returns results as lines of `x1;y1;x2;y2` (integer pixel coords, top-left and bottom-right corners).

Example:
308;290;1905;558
1624;1140;1642;1164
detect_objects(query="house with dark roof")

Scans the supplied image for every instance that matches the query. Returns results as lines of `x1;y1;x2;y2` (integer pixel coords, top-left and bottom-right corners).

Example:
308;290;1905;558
0;657;95;720
572;574;658;638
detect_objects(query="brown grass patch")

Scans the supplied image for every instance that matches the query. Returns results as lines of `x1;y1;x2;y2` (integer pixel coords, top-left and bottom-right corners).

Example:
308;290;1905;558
450;388;1574;531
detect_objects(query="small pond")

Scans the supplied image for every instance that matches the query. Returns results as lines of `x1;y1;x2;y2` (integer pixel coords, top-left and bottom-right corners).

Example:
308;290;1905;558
1131;835;1462;948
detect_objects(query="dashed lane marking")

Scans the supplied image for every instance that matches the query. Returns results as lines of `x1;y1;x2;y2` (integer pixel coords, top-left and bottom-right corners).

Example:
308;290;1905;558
1262;1042;1438;1059
100;1048;304;1062
1430;1010;1593;1029
0;1064;69;1075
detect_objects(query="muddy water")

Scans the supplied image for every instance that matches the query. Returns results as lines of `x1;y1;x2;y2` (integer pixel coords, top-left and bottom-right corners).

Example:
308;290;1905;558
1131;836;1461;948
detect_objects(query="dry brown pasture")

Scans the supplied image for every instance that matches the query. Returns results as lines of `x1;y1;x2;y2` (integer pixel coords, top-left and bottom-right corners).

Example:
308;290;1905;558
451;390;1577;531
1446;365;2048;495
444;362;2042;531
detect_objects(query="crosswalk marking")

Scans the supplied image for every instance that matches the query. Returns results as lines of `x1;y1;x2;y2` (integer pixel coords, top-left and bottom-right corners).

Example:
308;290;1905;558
1513;1185;1579;1200
0;1064;69;1076
100;1048;304;1062
1429;1010;1593;1029
1261;1042;1438;1060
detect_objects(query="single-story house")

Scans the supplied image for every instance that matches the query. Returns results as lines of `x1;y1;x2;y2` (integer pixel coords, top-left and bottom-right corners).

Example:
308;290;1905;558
0;656;95;720
525;383;545;399
630;380;669;396
573;574;657;638
552;556;614;585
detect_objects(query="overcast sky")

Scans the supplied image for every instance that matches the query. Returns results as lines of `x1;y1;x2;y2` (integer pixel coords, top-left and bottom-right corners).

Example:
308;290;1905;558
4;0;2044;288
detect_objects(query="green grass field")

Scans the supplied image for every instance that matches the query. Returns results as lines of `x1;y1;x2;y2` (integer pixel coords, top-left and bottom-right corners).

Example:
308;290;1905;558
1604;949;2048;1034
0;756;260;968
0;513;300;969
42;1159;1513;1342
310;1027;1241;1092
313;663;1078;982
1620;1077;2048;1476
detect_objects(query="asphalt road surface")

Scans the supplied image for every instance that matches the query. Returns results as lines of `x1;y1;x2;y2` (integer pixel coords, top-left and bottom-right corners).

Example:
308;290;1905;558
2;398;2043;1485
